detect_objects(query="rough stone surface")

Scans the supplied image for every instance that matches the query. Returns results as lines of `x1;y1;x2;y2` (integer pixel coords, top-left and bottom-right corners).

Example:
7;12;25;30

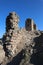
0;44;5;64
0;12;43;65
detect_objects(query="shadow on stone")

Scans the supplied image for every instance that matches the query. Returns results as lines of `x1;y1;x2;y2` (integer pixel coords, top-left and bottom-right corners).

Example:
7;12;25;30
30;33;43;65
7;49;25;65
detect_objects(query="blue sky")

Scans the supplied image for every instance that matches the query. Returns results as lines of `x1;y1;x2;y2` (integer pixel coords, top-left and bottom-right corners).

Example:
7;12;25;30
0;0;43;38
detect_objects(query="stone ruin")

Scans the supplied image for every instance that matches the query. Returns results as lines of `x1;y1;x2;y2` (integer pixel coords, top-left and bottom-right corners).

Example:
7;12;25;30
0;12;37;64
25;18;36;31
0;12;43;65
3;12;37;57
3;12;20;57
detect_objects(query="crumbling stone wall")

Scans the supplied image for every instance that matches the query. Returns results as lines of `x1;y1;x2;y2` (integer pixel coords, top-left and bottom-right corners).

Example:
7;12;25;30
2;12;20;57
0;12;43;65
2;12;26;58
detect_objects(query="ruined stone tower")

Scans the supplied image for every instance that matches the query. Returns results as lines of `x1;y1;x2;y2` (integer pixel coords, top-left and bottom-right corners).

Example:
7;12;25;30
25;18;36;31
3;12;20;57
2;12;26;58
6;12;19;32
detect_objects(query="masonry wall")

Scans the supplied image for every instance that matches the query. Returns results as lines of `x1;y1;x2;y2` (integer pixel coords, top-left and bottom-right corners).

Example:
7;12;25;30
25;18;36;31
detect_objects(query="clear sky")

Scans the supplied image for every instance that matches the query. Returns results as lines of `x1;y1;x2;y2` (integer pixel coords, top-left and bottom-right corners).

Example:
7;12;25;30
0;0;43;38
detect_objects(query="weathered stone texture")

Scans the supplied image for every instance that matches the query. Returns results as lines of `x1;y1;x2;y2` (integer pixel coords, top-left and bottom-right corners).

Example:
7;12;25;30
0;44;5;64
0;12;43;65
